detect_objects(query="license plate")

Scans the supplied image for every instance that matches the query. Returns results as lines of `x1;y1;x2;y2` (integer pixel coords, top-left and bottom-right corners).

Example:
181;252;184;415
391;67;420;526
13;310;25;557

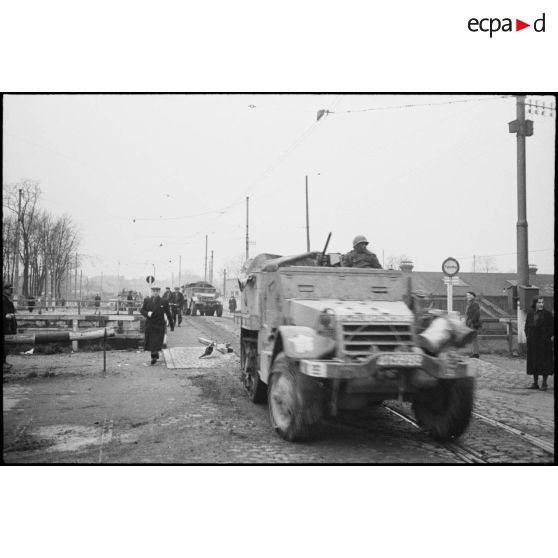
376;354;422;367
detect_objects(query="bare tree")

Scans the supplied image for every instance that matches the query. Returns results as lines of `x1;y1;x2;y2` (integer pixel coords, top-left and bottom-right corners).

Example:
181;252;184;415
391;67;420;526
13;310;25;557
473;256;498;273
3;180;80;299
385;254;412;271
3;180;42;297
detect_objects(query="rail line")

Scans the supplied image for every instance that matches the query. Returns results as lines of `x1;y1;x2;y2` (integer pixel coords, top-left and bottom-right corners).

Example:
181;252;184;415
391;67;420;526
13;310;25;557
472;411;554;456
382;404;487;464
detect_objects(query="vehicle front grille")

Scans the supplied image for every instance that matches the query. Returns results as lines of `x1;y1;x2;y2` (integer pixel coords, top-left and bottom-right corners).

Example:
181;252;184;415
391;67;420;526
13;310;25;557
341;322;414;358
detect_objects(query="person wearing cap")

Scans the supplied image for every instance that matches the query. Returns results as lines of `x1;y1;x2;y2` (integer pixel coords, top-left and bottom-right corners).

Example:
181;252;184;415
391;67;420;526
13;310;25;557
465;291;481;358
341;235;382;269
162;287;172;302
140;286;175;365
171;286;184;327
3;283;17;370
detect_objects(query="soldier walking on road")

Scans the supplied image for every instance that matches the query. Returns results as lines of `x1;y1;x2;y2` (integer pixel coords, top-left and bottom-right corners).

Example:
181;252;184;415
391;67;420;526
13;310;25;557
525;296;554;391
465;291;482;358
141;286;175;365
341;235;382;268
228;294;237;314
171;286;184;327
127;290;134;315
3;283;17;370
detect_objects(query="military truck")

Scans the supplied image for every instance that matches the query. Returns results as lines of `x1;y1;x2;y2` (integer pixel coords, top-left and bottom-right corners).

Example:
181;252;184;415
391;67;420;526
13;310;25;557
238;250;476;442
183;281;223;317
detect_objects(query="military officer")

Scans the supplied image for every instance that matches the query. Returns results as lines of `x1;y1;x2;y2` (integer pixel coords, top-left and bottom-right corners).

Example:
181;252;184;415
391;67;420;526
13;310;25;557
342;235;382;268
140;286;174;365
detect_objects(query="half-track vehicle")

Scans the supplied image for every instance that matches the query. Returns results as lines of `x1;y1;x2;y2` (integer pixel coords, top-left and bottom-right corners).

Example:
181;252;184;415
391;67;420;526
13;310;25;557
238;250;476;442
183;281;223;317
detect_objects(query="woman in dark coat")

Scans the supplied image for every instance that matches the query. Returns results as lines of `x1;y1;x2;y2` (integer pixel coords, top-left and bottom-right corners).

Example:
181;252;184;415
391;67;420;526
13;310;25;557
525;296;554;390
140;286;174;365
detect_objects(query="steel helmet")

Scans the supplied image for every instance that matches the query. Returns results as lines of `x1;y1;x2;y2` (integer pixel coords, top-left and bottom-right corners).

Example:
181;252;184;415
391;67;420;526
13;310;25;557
352;235;369;248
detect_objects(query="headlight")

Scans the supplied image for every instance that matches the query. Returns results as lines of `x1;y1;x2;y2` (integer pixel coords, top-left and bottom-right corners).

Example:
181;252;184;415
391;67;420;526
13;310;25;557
317;309;336;338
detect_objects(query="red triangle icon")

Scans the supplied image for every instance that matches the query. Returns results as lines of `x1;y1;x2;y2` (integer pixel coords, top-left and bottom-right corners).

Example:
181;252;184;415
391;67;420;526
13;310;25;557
516;19;530;31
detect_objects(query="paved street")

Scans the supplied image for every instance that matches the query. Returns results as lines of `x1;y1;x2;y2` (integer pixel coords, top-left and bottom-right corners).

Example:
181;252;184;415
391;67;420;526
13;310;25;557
2;316;554;464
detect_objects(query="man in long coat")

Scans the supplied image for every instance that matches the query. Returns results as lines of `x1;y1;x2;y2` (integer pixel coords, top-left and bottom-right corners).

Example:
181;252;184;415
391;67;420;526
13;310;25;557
3;283;17;369
465;291;482;358
171;286;184;327
141;286;174;365
525;296;554;390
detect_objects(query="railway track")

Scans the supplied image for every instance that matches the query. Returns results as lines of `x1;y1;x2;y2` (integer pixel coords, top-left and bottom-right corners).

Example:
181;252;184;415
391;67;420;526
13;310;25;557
383;403;554;464
382;404;487;463
472;411;554;455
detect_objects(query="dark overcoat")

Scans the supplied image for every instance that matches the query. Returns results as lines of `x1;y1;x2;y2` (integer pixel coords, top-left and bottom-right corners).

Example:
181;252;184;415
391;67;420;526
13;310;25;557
3;294;17;334
525;308;554;375
140;295;174;352
465;300;482;330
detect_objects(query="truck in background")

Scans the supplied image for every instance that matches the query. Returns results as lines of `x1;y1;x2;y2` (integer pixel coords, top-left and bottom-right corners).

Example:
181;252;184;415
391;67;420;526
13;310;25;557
183;281;223;317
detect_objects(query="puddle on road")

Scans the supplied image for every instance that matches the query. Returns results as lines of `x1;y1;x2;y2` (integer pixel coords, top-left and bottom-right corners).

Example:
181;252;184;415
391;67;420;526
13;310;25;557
3;386;31;412
36;425;104;453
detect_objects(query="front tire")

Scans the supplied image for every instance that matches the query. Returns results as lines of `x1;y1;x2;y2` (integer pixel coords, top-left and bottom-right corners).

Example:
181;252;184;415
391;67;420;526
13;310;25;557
412;377;474;440
241;339;266;403
268;352;323;442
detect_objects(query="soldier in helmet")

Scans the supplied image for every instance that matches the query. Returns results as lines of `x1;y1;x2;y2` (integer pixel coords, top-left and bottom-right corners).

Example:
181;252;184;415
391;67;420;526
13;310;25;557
342;235;382;268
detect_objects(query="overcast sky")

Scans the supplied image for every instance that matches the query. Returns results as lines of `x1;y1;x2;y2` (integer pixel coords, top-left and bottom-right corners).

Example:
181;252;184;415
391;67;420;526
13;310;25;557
3;94;555;282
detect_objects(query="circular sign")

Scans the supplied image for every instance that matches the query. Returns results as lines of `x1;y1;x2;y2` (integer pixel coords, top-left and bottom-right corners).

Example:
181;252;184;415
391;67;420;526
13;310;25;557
441;257;460;277
146;275;155;284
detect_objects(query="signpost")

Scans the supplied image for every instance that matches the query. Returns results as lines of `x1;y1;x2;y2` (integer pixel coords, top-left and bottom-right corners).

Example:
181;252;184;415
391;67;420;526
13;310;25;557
146;275;155;285
441;257;460;313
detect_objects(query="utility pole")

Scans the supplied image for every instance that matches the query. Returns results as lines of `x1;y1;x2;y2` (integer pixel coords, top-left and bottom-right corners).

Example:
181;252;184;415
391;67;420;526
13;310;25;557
508;94;534;352
13;188;23;303
245;196;250;260
223;269;227;300
74;253;78;301
305;176;310;251
79;269;83;315
178;255;182;287
209;250;214;284
204;235;208;281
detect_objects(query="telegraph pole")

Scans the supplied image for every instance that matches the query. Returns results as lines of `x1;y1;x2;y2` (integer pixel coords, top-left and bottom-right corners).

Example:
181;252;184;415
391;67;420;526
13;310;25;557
209;250;214;284
204;235;208;281
74;253;78;301
13;188;23;302
223;269;227;300
508;94;534;351
178;255;182;287
245;196;250;260
305;176;310;251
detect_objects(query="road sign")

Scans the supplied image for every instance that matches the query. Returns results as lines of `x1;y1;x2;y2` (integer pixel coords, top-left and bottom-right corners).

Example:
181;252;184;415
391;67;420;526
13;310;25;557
146;275;155;284
442;257;460;277
443;276;459;284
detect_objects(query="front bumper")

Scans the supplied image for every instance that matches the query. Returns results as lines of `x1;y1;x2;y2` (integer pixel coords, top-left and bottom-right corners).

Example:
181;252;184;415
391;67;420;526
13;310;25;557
299;352;470;381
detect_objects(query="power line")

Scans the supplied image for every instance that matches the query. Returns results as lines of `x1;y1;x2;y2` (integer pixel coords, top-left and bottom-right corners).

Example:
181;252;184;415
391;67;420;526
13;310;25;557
330;95;511;115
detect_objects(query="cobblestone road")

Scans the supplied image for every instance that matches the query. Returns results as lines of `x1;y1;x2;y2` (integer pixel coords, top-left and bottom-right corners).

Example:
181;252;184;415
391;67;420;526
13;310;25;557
2;316;554;463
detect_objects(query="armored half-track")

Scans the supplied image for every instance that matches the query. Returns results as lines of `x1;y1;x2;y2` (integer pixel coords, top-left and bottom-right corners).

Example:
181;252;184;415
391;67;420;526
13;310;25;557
238;251;476;442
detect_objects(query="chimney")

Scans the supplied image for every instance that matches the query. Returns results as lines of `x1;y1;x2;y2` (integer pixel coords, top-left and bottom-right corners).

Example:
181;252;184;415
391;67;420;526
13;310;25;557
399;260;414;272
528;264;537;286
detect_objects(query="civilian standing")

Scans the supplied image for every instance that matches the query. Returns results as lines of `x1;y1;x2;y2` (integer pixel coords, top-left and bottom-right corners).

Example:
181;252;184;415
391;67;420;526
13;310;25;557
465;291;482;358
525;296;554;390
